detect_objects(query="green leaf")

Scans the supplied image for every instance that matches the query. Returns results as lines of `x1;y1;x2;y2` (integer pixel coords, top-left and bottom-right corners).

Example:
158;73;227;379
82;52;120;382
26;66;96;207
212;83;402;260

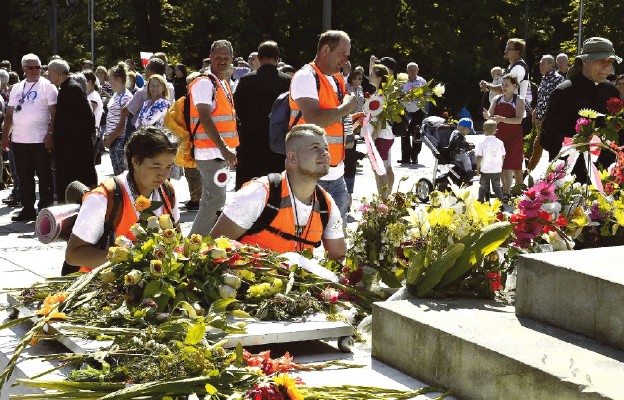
208;298;238;314
184;320;206;345
406;249;426;285
162;282;176;299
229;309;251;319
438;222;512;288
0;315;35;331
143;280;161;299
414;243;465;297
204;384;218;395
378;268;402;288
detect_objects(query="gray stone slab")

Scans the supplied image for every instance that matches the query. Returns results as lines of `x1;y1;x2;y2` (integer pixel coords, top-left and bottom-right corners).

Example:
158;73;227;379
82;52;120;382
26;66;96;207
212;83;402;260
0;247;64;279
516;246;624;351
372;298;624;400
0;311;70;399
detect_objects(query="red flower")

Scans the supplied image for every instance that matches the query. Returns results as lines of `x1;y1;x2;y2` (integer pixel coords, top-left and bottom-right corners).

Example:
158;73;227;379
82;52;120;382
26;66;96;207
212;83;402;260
368;100;381;111
245;384;284;400
607;97;624;114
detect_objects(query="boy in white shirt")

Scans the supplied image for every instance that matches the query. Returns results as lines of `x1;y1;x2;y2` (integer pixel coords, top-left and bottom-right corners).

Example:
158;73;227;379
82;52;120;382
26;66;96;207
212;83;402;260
475;119;506;202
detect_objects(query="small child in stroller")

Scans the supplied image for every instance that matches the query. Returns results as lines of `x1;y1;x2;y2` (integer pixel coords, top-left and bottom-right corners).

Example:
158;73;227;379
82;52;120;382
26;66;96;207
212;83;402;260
448;118;476;181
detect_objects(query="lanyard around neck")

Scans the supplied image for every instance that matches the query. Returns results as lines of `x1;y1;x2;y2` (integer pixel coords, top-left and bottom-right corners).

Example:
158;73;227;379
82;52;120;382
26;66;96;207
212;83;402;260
20;80;39;104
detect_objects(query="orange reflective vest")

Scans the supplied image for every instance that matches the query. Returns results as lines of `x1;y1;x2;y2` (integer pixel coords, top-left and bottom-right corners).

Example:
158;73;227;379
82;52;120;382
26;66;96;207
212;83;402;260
239;172;331;253
188;73;239;149
289;62;346;166
78;177;175;272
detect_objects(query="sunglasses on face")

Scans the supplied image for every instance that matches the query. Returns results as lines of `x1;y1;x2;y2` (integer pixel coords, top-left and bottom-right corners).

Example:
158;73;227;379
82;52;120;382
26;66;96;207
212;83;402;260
25;66;41;71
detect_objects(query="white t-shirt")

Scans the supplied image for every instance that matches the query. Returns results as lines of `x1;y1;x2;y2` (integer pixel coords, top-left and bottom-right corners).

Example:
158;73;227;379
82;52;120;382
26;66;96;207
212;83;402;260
8;78;58;143
290;66;345;181
508;63;529;98
190;76;236;161
475;135;506;174
224;174;344;241
402;77;427;112
104;90;133;136
87;90;103;128
72;171;180;244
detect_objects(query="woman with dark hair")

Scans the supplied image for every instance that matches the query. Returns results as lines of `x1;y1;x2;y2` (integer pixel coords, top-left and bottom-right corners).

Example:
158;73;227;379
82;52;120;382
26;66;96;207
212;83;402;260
83;70;103;131
483;73;525;202
103;62;133;175
65;126;179;272
346;70;364;112
173;63;188;100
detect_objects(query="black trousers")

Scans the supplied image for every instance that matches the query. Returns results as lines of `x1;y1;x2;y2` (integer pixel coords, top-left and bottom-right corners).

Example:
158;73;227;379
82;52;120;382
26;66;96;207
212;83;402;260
12;142;53;210
401;110;425;163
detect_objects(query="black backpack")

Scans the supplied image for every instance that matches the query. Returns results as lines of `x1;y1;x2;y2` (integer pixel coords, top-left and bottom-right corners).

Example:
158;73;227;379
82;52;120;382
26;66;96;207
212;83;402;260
241;173;330;248
268;70;322;154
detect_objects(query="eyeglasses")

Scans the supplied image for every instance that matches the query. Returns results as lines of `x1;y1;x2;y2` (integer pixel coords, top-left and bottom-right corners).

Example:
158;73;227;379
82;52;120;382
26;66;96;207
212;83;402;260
25;66;41;71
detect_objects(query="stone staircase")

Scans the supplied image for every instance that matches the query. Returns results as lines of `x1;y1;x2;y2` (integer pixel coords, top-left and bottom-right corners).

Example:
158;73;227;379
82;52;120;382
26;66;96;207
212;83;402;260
372;246;624;400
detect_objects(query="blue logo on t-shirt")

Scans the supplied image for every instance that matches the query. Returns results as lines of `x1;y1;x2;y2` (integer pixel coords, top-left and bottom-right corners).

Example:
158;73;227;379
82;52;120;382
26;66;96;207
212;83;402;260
25;91;38;103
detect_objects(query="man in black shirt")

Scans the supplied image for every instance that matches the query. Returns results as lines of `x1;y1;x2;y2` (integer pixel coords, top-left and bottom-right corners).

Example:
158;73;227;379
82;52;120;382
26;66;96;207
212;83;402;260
233;41;291;189
540;37;621;182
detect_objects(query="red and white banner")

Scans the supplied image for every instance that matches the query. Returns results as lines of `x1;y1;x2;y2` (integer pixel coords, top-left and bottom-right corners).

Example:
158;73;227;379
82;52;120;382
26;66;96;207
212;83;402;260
361;115;386;176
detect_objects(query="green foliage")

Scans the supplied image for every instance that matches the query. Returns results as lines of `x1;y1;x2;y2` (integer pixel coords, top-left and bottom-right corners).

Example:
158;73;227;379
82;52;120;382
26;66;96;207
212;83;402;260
0;1;618;115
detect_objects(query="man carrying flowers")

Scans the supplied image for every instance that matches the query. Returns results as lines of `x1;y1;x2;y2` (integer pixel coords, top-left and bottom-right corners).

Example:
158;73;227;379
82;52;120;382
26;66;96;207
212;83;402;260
64;126;180;273
210;124;346;260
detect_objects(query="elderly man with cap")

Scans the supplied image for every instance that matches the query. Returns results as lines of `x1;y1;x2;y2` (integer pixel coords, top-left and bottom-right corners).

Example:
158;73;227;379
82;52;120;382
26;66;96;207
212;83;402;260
540;37;621;182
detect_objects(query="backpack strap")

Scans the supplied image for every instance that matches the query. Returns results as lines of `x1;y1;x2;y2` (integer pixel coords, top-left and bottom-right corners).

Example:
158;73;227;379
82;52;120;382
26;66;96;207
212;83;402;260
241;174;329;248
189;73;219;157
244;173;283;236
158;180;177;225
96;177;124;250
289;68;321;129
314;184;330;231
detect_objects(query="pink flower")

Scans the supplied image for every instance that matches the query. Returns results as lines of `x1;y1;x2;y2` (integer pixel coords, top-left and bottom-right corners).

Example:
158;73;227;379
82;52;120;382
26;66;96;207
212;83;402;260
321;288;340;304
575;117;591;133
525;180;557;202
517;199;542;218
377;203;389;214
358;203;371;213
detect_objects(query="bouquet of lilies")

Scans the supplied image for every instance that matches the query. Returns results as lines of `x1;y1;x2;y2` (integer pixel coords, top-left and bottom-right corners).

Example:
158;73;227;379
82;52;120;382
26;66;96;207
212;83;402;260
401;185;512;298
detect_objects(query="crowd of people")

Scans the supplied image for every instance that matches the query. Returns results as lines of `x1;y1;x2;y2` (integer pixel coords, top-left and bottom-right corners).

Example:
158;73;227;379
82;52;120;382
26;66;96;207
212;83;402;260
1;31;623;273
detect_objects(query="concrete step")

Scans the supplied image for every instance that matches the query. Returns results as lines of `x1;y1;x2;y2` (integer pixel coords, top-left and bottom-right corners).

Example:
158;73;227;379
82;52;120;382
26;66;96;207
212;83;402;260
372;298;624;400
516;246;624;352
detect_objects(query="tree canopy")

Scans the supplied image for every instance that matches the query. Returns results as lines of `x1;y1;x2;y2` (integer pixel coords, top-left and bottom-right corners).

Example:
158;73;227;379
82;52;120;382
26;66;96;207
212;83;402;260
1;0;621;116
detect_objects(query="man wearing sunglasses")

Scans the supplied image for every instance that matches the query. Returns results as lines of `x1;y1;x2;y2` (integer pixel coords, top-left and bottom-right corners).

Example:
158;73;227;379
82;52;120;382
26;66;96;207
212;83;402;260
1;53;57;222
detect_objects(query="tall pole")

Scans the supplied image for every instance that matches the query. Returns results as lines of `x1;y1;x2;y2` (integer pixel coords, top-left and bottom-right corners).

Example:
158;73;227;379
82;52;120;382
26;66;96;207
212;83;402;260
322;0;331;31
50;0;58;55
578;0;584;55
89;0;95;64
524;0;529;44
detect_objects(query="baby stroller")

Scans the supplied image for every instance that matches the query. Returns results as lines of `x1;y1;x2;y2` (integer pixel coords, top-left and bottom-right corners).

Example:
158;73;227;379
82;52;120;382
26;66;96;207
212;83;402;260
413;116;475;202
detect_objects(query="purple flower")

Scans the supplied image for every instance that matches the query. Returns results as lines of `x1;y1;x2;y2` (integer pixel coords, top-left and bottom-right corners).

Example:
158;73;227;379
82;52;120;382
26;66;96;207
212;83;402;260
588;202;609;221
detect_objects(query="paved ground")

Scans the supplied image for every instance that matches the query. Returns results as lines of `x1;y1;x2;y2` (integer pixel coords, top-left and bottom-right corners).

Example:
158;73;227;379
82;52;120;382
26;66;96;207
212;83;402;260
0;135;550;398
